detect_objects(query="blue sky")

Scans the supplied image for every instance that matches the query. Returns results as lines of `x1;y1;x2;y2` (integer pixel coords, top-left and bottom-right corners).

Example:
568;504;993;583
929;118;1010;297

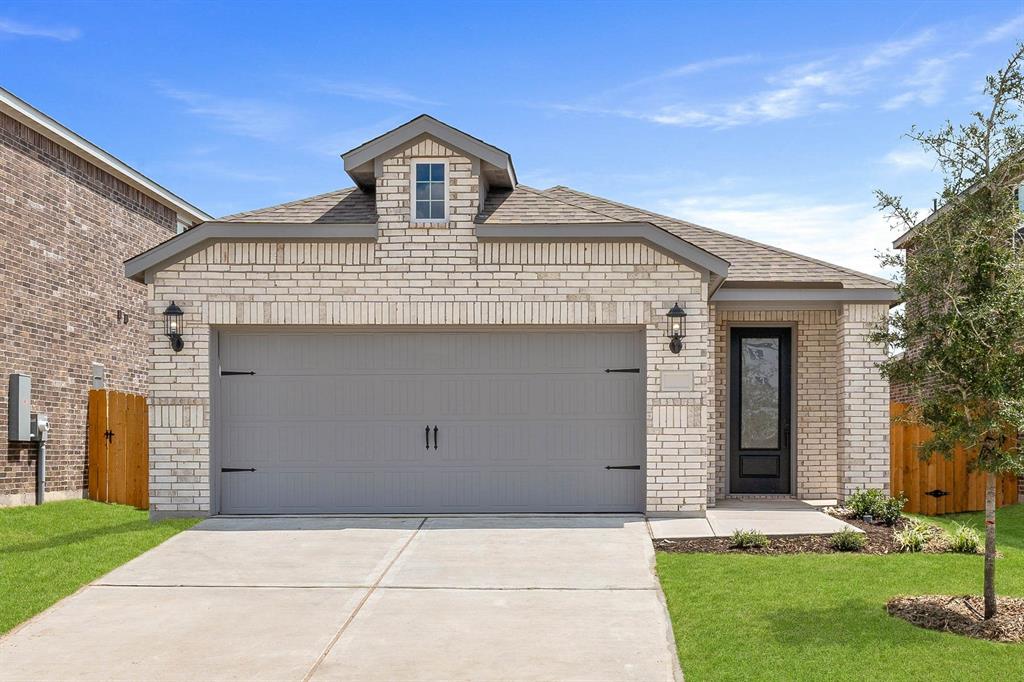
2;0;1023;276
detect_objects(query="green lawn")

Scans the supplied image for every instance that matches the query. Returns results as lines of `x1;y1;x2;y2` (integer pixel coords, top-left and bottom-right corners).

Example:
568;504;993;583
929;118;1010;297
657;504;1024;682
0;500;197;635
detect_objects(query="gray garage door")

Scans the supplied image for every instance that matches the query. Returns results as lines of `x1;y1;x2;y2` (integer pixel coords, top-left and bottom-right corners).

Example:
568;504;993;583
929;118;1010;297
216;330;645;514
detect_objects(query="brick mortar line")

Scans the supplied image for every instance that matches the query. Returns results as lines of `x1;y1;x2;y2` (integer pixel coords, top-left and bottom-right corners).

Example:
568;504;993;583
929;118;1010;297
301;516;427;682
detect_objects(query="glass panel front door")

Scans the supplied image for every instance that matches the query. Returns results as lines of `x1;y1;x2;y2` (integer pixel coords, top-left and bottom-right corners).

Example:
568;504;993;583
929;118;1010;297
729;327;792;494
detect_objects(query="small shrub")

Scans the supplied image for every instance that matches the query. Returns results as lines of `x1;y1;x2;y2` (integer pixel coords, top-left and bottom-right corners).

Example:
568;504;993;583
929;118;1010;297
894;526;927;552
830;528;867;552
730;529;771;549
847;489;885;518
946;523;982;554
877;493;907;525
846;488;907;524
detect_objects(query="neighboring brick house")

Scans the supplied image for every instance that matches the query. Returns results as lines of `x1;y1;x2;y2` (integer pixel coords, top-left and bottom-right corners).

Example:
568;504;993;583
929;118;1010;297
892;204;1023;500
0;87;209;506
126;115;895;518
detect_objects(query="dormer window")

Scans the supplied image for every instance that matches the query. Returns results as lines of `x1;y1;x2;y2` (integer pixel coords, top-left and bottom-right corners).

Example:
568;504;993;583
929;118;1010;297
414;161;446;221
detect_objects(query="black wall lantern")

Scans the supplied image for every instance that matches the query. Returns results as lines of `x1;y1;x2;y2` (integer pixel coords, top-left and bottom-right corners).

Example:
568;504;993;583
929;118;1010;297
667;302;686;354
163;301;184;352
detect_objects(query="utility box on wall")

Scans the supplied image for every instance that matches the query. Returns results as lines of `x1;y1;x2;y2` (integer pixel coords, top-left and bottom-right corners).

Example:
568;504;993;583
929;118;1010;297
8;373;32;441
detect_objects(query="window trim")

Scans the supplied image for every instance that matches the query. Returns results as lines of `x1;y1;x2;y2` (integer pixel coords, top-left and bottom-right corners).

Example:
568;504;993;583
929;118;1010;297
409;159;449;224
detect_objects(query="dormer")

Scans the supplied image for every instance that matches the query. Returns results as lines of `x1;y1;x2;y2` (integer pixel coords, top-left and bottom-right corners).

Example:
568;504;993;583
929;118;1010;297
341;115;516;222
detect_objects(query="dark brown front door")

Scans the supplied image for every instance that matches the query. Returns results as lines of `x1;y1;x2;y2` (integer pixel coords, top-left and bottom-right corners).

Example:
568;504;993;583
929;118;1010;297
729;327;792;494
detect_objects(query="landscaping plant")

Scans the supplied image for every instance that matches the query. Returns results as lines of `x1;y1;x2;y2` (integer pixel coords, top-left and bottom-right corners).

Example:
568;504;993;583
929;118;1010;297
873;44;1024;619
847;488;886;518
894;525;927;553
729;529;770;549
847;488;907;524
829;528;866;552
947;523;983;554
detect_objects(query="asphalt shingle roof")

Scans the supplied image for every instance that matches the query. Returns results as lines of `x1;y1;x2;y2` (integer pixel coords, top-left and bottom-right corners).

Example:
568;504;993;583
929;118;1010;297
217;183;890;289
220;187;377;223
538;186;892;289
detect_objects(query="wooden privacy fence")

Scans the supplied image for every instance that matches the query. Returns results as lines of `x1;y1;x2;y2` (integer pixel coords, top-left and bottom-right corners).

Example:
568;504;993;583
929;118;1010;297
890;403;1019;515
87;389;148;510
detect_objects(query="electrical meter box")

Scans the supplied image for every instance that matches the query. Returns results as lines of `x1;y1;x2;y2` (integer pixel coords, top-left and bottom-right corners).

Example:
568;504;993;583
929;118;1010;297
8;373;31;441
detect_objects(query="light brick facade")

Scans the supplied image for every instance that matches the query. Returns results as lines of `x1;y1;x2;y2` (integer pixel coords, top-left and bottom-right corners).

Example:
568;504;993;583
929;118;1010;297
710;305;890;503
144;133;892;517
838;303;891;497
0;109;177;505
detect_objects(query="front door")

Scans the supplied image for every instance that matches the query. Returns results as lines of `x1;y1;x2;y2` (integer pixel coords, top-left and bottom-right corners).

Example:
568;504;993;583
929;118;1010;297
729;327;792;494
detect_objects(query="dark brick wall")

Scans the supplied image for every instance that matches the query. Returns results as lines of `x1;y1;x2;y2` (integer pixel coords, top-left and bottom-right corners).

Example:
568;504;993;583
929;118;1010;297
0;110;176;504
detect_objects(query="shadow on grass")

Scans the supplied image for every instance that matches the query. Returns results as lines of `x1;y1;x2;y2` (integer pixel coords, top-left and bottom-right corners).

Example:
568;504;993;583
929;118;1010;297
2;519;166;554
757;597;996;651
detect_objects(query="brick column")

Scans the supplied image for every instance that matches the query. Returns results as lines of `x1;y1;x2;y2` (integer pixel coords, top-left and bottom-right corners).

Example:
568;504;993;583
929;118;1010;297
837;303;890;499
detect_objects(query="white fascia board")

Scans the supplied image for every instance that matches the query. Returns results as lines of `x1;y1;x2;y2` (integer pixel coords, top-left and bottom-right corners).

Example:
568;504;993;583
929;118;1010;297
342;115;517;188
711;287;898;303
476;222;730;278
125;222;378;283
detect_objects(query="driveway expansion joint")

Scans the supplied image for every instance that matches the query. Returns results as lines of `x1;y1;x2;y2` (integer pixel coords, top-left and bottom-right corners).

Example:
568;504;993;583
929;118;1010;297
301;516;426;682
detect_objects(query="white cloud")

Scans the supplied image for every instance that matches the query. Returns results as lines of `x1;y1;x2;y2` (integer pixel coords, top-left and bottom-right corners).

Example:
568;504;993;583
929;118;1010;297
157;85;295;141
881;54;965;110
552;28;944;129
980;14;1024;44
304;115;410;156
0;17;79;41
882;146;935;172
860;30;936;69
656;192;897;277
312;80;440;107
619;54;759;92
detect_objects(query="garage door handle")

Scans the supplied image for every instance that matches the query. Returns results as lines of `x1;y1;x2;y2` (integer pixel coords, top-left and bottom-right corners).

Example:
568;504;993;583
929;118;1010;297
433;426;439;450
425;425;430;449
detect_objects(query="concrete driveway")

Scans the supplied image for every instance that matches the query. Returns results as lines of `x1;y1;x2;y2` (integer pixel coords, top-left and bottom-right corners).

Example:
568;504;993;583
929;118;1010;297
0;515;681;681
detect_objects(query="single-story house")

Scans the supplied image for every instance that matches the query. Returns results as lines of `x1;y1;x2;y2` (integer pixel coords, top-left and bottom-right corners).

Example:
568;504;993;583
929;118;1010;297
126;115;896;518
0;86;209;507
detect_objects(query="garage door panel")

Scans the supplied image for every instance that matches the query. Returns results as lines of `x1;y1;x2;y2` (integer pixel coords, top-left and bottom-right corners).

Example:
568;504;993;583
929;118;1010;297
217;330;644;514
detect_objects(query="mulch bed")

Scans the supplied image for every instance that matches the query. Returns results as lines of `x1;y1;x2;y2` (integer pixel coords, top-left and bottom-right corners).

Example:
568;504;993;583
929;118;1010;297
655;513;918;555
887;595;1024;643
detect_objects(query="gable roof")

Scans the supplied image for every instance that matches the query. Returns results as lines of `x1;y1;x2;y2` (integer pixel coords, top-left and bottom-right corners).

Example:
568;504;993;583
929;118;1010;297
0;86;211;224
538;186;893;289
219;187;377;223
341;114;516;190
207;182;891;290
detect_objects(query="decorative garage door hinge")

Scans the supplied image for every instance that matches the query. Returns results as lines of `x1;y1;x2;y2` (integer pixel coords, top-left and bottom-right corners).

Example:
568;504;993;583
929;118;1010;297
221;467;256;472
220;370;255;376
604;368;640;373
605;465;641;470
924;489;950;498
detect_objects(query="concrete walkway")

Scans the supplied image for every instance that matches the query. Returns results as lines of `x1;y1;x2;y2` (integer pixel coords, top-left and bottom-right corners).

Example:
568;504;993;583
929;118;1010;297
648;499;860;540
0;515;682;682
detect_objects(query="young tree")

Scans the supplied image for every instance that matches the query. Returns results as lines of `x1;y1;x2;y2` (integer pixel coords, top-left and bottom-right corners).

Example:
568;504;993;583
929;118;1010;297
874;45;1024;620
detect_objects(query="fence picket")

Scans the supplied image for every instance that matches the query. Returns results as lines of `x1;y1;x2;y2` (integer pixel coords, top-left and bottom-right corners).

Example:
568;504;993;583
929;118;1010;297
86;389;148;510
890;402;1018;514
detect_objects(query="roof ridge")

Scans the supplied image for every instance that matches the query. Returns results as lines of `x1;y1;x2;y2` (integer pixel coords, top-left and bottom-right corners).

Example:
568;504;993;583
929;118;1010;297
544;186;893;287
512;184;624;222
219;186;364;221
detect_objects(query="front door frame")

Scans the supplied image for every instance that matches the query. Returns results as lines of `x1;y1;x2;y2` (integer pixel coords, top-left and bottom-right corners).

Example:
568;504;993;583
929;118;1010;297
725;323;797;495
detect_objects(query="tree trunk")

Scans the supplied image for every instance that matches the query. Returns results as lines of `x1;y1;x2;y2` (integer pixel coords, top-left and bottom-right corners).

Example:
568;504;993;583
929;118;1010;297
984;471;997;619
